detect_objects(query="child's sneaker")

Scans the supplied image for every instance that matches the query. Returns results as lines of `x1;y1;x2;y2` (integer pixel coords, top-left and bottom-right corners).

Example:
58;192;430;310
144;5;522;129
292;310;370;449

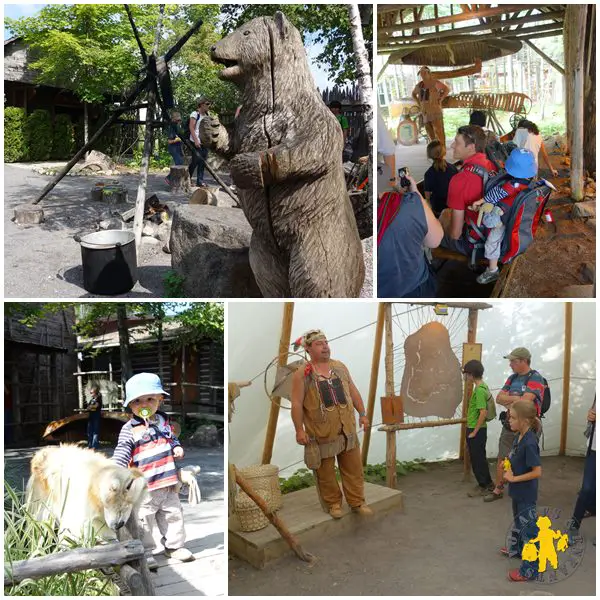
165;547;195;562
476;268;499;284
508;568;531;582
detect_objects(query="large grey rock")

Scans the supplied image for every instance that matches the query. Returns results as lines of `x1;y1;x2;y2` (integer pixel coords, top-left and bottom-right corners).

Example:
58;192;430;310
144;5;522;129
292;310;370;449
188;424;220;448
400;322;463;418
170;205;262;298
77;150;116;173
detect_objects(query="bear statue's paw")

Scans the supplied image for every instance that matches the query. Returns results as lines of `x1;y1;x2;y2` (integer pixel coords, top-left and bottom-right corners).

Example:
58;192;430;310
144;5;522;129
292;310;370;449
229;152;264;189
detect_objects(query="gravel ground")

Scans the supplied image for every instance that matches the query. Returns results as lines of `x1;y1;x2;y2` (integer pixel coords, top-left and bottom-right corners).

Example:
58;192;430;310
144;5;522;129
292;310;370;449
4;163;374;299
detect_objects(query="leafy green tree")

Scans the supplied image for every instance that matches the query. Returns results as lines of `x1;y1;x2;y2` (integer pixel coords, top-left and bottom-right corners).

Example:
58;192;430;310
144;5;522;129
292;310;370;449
219;4;373;84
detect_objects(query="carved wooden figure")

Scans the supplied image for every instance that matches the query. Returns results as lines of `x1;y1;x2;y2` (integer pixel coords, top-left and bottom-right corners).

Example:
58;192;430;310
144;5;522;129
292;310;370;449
199;12;365;298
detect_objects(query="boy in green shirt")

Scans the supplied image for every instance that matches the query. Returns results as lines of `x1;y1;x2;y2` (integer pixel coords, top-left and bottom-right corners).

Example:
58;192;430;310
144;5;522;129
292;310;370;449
463;359;494;496
329;101;349;143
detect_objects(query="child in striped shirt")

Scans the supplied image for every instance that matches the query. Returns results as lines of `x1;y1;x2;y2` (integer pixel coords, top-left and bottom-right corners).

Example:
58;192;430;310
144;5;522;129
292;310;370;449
113;373;194;568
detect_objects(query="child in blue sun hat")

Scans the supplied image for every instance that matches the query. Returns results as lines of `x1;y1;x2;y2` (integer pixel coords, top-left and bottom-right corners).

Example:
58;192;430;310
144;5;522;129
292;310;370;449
113;373;194;568
473;148;537;284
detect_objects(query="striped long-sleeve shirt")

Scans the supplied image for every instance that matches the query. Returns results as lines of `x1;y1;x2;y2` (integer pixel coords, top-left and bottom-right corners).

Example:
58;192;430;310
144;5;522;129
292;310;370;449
113;411;181;492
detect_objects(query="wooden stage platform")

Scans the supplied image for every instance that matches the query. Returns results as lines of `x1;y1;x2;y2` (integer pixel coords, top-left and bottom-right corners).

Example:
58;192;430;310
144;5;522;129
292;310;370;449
229;481;403;569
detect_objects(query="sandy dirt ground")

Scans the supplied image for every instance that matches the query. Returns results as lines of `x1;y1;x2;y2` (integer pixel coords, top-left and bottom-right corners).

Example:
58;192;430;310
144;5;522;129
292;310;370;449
4;163;373;299
229;456;596;596
3;164;210;298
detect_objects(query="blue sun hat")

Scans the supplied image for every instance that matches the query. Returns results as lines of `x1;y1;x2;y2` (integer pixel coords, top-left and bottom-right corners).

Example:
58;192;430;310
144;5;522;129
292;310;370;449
505;148;537;179
124;372;169;407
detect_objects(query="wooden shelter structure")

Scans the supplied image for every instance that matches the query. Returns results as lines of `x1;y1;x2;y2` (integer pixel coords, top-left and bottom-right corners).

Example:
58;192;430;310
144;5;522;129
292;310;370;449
259;301;577;485
4;306;78;444
377;4;595;197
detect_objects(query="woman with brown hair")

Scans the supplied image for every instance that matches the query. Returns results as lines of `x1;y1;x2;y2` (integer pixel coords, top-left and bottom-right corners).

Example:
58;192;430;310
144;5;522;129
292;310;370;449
513;119;558;177
423;139;458;217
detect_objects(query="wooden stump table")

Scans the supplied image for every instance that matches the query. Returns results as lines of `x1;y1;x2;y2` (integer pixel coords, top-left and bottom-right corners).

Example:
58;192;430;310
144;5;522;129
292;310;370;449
169;165;191;194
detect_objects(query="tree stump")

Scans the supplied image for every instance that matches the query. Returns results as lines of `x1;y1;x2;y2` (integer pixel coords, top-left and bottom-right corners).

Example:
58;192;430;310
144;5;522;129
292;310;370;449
14;204;44;225
90;185;127;204
169;165;191;193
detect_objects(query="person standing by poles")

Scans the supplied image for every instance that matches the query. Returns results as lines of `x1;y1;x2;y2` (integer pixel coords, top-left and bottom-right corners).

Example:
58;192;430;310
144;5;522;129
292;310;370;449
188;97;211;187
86;384;103;450
463;360;494;497
567;397;596;542
165;110;184;187
412;66;450;148
291;329;373;520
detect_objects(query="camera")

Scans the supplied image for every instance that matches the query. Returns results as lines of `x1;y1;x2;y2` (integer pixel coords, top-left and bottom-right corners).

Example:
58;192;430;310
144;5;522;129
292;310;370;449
398;167;411;189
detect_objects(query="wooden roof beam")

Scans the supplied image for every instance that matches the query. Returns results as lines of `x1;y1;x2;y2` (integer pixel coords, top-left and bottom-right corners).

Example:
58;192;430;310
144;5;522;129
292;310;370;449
378;10;564;45
378;4;534;35
378;23;563;54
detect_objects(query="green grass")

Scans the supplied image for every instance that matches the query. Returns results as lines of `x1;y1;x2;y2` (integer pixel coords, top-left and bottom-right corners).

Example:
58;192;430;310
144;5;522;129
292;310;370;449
278;459;428;494
4;481;118;596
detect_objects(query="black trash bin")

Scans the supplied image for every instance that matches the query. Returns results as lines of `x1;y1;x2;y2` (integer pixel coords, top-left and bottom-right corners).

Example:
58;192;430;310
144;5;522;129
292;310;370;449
78;230;138;295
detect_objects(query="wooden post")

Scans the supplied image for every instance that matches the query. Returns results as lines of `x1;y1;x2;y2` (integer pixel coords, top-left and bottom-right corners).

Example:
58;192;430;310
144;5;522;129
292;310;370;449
236;471;316;565
181;344;186;423
262;302;295;465
362;303;386;465
559;302;573;455
569;5;586;201
524;40;565;75
460;308;479;481
384;303;397;489
133;6;165;254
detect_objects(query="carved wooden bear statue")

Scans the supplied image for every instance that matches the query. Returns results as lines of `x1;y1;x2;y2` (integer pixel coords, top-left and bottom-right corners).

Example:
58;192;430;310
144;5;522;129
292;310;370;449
199;12;365;298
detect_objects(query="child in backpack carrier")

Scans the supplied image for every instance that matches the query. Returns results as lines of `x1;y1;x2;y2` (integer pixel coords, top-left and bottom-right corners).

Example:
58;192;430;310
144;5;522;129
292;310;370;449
469;149;537;285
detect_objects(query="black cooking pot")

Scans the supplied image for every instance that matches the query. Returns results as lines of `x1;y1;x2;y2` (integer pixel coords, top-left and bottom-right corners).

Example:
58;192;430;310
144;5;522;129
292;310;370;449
77;230;137;295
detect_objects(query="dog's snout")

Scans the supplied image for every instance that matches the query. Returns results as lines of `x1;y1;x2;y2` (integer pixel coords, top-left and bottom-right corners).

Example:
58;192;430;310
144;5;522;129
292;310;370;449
115;520;125;530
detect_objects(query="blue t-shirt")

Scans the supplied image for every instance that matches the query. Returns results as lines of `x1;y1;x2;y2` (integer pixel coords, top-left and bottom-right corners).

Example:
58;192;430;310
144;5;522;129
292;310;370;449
508;429;541;504
378;192;429;298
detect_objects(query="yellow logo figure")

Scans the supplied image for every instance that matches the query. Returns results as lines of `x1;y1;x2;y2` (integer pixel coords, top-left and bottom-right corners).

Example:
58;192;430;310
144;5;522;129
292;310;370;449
526;516;569;573
502;457;511;472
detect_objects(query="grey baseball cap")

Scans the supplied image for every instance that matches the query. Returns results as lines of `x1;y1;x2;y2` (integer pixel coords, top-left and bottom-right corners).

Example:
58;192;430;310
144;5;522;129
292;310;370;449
504;347;532;360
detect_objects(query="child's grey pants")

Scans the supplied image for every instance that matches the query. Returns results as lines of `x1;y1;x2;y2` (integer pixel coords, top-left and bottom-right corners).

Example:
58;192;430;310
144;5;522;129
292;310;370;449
484;224;505;261
138;485;186;553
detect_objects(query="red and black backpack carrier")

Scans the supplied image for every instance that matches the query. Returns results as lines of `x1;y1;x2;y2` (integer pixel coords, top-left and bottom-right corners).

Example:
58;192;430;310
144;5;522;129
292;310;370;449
463;164;553;268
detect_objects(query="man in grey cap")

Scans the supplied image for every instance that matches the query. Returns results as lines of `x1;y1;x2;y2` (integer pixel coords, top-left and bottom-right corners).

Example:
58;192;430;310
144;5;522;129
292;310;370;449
484;347;546;502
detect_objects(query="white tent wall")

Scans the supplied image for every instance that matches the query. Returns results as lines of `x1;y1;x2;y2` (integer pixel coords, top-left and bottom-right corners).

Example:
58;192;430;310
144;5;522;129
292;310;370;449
228;302;595;476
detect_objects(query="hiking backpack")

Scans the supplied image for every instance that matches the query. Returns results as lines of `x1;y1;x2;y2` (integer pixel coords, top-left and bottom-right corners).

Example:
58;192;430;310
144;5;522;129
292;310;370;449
377;191;403;246
463;164;553;267
485;389;497;422
485;139;518;171
507;370;551;417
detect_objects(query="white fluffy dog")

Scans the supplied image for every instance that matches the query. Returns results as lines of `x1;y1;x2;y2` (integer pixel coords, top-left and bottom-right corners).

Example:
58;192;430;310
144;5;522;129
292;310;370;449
26;444;147;542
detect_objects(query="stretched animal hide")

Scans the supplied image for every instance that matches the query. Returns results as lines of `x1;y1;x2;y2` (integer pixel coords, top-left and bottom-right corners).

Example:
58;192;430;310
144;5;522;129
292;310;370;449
400;322;463;418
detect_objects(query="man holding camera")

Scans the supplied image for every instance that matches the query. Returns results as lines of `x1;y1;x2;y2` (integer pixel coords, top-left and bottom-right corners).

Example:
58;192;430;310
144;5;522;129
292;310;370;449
484;347;545;502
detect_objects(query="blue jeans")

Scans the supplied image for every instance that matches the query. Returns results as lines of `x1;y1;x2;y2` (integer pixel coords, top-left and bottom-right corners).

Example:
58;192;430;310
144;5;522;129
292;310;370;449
189;146;208;185
511;499;539;579
168;143;184;166
87;418;100;450
572;449;596;527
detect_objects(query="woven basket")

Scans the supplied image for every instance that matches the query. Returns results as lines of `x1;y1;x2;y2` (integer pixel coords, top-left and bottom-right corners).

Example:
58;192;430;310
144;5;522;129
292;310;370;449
235;491;270;532
238;464;283;511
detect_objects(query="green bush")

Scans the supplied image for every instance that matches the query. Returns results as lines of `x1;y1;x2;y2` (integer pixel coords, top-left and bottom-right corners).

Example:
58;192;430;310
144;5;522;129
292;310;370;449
4;107;28;163
25;110;53;161
51;114;75;159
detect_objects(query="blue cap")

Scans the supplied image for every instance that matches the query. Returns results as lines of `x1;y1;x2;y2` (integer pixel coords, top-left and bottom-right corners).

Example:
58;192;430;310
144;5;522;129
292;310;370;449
124;373;169;407
505;148;537;179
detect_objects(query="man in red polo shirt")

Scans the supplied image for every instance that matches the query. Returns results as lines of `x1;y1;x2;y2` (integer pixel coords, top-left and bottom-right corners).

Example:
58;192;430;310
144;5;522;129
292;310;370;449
441;125;496;254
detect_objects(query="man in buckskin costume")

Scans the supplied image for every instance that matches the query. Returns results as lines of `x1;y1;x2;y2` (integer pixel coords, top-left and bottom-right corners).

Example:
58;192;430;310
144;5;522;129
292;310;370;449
291;329;372;519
